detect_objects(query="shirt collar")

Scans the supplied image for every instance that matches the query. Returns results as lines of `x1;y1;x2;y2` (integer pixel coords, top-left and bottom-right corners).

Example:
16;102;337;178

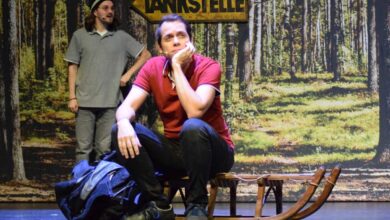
89;29;114;37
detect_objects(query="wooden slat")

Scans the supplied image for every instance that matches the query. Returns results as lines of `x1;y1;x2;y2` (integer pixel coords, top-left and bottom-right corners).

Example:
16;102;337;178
255;167;326;220
170;166;340;220
291;166;342;219
216;173;317;182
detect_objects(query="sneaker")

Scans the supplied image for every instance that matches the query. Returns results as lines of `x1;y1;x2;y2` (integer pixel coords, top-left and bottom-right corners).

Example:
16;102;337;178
122;201;175;220
184;203;208;220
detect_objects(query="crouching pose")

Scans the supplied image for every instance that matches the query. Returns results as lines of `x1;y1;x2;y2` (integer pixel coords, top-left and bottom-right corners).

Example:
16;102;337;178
113;14;235;220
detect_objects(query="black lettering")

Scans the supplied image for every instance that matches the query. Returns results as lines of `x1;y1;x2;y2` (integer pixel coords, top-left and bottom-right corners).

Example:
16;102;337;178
227;0;234;12
188;0;201;13
146;0;246;17
219;0;226;12
164;0;176;13
178;0;189;13
202;0;207;12
210;0;218;12
236;0;245;12
147;0;167;13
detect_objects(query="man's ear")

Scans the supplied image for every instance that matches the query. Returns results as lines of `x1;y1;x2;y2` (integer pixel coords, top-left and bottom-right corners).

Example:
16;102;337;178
155;43;164;55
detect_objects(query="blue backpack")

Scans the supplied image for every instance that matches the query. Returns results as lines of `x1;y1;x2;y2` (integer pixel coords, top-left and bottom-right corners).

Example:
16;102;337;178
55;151;143;220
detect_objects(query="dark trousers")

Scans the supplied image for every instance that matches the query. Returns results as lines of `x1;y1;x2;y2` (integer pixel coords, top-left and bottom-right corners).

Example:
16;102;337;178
112;118;234;206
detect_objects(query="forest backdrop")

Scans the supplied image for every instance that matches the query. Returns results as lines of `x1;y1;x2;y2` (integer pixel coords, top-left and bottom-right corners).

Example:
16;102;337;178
1;0;390;202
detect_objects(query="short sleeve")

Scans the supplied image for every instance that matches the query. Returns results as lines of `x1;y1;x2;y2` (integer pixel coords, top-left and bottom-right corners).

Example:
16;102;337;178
197;59;221;91
133;60;152;93
64;33;81;64
122;31;145;59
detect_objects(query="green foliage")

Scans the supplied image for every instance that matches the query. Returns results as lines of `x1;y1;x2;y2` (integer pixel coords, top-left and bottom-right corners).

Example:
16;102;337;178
225;72;378;166
55;127;73;142
19;44;70;143
233;130;277;154
14;0;377;168
342;45;368;74
295;152;375;165
18;0;70;142
19;46;36;81
19;68;67;113
224;101;258;133
192;23;205;53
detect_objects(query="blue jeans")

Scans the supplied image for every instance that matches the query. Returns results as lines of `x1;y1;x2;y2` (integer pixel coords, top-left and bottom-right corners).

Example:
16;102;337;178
75;107;116;163
112;118;234;206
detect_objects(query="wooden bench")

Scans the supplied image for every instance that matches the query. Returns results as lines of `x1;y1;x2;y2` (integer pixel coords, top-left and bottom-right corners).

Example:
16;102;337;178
166;165;341;219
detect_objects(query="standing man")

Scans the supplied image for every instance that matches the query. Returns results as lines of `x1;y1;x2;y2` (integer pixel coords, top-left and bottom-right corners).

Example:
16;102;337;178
114;14;235;220
65;0;151;163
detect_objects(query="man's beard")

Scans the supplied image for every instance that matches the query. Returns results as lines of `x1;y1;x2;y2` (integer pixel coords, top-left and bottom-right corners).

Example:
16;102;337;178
101;16;113;25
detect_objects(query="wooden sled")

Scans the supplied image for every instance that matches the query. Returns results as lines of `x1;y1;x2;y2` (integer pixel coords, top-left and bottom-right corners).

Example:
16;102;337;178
169;165;341;220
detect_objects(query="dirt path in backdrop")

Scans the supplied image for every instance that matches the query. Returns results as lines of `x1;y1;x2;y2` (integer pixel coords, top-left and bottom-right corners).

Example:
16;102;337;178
0;144;389;202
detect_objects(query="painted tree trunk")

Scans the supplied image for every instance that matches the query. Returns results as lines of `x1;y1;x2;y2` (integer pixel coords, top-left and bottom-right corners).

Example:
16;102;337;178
367;0;379;93
375;0;390;163
330;0;342;81
224;24;235;107
301;0;308;73
1;0;26;181
285;0;297;80
254;2;262;76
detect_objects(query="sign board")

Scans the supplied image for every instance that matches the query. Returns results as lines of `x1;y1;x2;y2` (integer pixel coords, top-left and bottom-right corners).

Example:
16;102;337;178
131;0;248;23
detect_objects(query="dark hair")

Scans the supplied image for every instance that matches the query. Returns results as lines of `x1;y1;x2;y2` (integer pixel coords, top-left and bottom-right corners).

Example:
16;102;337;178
155;14;192;47
84;0;119;32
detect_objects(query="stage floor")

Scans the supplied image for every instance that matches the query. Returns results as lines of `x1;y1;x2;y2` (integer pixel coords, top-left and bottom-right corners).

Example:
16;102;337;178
0;202;389;220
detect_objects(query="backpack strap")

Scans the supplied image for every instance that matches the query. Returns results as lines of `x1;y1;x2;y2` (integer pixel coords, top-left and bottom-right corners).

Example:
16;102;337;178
80;160;123;200
72;160;94;179
101;150;117;161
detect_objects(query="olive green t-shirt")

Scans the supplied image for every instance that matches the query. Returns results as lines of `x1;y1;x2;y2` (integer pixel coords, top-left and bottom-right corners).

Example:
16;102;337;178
65;28;144;107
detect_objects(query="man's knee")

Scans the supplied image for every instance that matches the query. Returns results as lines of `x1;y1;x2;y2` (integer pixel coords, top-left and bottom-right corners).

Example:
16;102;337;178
180;118;208;137
180;119;211;158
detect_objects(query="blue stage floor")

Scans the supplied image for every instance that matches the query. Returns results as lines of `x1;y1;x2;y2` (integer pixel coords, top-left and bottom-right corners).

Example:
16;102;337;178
0;202;389;219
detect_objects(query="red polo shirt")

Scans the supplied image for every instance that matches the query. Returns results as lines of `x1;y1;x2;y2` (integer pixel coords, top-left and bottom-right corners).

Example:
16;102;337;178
133;54;234;148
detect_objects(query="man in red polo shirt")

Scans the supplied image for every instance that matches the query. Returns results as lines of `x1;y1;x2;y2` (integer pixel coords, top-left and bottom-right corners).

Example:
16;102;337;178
113;14;234;220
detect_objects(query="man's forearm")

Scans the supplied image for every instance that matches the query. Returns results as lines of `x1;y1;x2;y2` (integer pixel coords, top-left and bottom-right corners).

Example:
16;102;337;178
123;48;151;79
172;64;202;113
171;63;214;118
116;104;135;123
116;86;149;122
68;64;78;99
